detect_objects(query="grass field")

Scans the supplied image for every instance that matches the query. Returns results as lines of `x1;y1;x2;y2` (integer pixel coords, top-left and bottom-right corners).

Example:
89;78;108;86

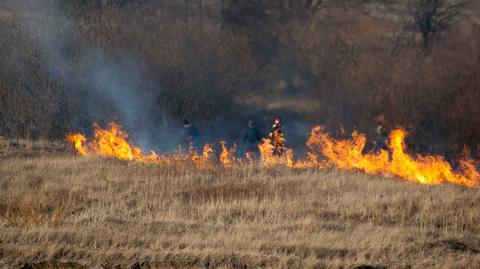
0;141;479;268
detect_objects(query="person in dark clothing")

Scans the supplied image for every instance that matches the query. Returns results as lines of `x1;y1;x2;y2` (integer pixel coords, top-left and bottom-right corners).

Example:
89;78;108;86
182;119;202;151
373;125;389;154
269;118;286;155
243;120;262;159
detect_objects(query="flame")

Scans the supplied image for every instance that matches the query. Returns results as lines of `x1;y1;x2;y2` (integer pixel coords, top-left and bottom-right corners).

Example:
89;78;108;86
307;126;480;188
67;122;179;165
258;138;275;165
271;129;286;155
245;152;254;166
66;122;479;188
388;129;478;187
258;138;289;166
90;123;138;161
203;144;214;159
220;141;237;167
191;144;214;167
66;133;88;156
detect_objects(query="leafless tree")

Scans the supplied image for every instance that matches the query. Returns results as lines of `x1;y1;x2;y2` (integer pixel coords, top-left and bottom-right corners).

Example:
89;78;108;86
410;0;469;47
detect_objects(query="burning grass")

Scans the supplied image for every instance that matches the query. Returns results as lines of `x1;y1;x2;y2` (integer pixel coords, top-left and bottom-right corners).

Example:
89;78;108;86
67;122;480;188
1;153;480;268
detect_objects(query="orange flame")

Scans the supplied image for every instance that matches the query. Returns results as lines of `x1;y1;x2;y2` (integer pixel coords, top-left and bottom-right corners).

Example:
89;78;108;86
245;152;254;166
68;123;180;165
220;141;237;167
66;122;479;188
307;126;480;188
191;144;214;167
66;133;88;156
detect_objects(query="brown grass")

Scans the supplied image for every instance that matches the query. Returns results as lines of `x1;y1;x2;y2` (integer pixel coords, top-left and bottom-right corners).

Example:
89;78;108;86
0;147;480;269
0;138;69;159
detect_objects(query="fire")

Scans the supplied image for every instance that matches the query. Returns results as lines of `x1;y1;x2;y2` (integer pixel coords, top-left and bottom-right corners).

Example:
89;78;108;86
388;129;479;187
191;144;214;167
245;152;254;165
258;138;276;166
307;126;480;188
91;122;139;161
67;122;230;168
67;122;165;163
66;122;479;188
257;136;324;169
203;144;214;160
220;141;238;167
66;133;88;156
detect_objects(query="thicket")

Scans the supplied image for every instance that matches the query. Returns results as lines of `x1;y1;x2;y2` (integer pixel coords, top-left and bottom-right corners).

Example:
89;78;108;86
0;0;478;157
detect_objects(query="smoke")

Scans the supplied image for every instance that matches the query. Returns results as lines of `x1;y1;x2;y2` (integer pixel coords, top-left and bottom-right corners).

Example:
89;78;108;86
7;1;477;159
0;0;367;153
80;54;161;148
7;0;167;150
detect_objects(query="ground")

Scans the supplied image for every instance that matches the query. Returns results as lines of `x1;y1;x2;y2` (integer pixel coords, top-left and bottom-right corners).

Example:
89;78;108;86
0;140;479;269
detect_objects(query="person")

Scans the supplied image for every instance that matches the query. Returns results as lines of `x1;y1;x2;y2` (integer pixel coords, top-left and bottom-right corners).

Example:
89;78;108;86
243;120;262;159
182;119;201;151
373;125;388;154
269;118;286;155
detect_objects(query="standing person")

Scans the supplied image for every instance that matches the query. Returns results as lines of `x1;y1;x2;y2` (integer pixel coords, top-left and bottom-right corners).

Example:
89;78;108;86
243;120;262;159
269;118;286;155
182;119;202;151
373;125;388;154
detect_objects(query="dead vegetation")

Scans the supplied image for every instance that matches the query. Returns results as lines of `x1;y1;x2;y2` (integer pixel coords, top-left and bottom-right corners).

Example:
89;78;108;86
1;1;480;268
0;138;69;158
0;1;480;156
0;150;479;268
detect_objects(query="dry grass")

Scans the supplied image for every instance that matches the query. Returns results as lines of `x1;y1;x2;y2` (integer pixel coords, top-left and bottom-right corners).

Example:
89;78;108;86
0;138;69;159
0;148;480;268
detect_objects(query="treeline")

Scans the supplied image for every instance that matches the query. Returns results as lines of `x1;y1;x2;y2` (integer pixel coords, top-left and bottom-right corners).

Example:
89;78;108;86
0;0;479;157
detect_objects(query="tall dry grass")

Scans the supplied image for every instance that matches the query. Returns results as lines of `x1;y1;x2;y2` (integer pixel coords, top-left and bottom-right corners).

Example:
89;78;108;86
0;149;479;268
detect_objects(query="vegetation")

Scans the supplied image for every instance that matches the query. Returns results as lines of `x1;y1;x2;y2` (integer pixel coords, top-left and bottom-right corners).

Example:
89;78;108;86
1;2;479;268
0;0;479;157
0;146;479;268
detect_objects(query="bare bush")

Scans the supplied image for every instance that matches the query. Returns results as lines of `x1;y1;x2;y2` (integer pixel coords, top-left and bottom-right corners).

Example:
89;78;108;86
0;1;479;157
